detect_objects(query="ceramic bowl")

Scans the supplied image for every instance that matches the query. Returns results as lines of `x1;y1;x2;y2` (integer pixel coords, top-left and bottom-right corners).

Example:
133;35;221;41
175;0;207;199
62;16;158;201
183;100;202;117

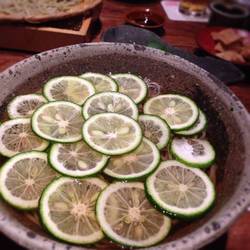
0;43;249;250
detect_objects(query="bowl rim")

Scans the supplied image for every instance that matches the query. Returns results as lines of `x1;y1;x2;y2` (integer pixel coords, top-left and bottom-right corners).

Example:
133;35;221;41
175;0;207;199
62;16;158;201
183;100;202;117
0;42;249;250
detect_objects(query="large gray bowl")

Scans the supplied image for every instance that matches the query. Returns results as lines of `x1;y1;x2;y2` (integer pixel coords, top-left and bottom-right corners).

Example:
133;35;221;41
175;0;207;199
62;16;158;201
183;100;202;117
0;43;249;250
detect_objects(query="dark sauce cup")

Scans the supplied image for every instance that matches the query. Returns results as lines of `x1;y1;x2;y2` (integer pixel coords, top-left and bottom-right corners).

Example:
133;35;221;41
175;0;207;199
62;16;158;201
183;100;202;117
126;9;165;30
209;0;249;29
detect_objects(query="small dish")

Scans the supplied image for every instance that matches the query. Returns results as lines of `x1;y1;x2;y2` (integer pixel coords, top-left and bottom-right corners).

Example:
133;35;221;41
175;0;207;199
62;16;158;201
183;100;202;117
126;9;164;29
209;0;249;28
196;26;250;67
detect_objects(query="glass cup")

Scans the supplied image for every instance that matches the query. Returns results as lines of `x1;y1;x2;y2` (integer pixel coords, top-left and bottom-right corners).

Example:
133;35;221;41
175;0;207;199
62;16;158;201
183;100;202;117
179;0;210;16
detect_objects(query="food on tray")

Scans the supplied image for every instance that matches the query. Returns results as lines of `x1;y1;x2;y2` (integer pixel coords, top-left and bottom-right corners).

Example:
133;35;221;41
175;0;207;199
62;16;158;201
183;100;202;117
216;50;246;64
211;28;250;64
211;28;242;45
0;72;217;247
0;0;101;23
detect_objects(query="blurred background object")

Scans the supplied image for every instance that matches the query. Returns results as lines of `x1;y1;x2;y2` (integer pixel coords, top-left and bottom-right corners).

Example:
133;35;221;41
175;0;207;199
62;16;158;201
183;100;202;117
179;0;210;16
209;0;249;28
0;0;102;52
126;8;165;29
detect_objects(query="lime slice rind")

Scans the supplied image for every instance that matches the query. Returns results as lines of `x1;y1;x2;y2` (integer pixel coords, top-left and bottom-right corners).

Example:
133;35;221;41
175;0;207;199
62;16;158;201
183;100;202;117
82;91;139;120
104;138;160;180
143;94;199;131
82;113;142;156
111;73;148;104
49;142;109;177
96;182;171;247
138;114;170;150
31;101;84;143
7;94;47;119
0;118;49;157
80;72;118;93
146;160;216;219
43;76;95;105
0;151;57;210
175;110;207;136
170;138;216;169
39;176;107;244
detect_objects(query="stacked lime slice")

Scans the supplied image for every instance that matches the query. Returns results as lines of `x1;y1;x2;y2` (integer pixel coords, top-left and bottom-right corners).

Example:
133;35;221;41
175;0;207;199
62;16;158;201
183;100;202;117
0;72;217;248
43;76;95;105
80;72;118;93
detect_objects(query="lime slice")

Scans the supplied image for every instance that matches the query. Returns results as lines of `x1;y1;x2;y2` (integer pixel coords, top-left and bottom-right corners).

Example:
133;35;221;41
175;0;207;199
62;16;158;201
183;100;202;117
0;151;57;210
7;94;47;119
39;176;107;244
175;110;207;136
170;138;215;169
43;76;95;105
111;74;147;104
96;182;171;247
138;114;170;150
49;141;109;177
146;160;215;219
0;118;49;157
104;138;160;180
143;94;199;131
80;72;118;93
82;91;138;120
82;113;142;155
32;101;84;143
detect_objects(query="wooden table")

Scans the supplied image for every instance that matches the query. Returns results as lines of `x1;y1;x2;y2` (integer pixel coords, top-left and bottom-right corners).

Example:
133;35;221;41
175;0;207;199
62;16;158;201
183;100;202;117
0;1;249;249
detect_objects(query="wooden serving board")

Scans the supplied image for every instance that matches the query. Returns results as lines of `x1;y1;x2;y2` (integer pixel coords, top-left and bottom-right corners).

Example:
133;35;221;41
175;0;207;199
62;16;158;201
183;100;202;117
0;5;102;53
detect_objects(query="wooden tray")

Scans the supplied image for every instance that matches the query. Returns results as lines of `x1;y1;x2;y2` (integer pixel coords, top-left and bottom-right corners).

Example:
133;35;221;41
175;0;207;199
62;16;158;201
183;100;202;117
0;5;101;52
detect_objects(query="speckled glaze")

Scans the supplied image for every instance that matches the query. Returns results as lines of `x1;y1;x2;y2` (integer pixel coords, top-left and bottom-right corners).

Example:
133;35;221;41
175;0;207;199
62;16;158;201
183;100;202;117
0;43;249;250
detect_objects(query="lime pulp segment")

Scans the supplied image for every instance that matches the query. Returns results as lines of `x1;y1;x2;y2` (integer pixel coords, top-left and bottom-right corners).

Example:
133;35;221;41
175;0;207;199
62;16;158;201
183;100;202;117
111;73;147;104
104;137;160;180
146;160;215;218
175;110;207;136
43;76;95;105
82;91;139;120
170;138;215;168
32;101;84;143
138;114;170;150
49;141;109;177
39;177;107;244
80;72;118;93
7;94;47;119
0;151;57;210
0;118;49;157
82;113;142;155
143;94;199;131
96;182;171;247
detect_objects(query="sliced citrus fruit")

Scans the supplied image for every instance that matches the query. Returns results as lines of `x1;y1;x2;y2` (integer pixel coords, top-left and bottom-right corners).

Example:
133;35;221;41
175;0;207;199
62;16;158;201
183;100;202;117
96;182;171;247
7;94;47;119
82;91;138;120
111;73;147;104
175;110;207;136
138;114;170;150
43;76;95;105
0;118;49;157
104;138;160;180
82;113;142;155
143;94;199;131
170;138;215;168
80;72;118;93
32;101;84;143
39;176;107;244
0;151;57;210
49;141;109;177
146;160;215;219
